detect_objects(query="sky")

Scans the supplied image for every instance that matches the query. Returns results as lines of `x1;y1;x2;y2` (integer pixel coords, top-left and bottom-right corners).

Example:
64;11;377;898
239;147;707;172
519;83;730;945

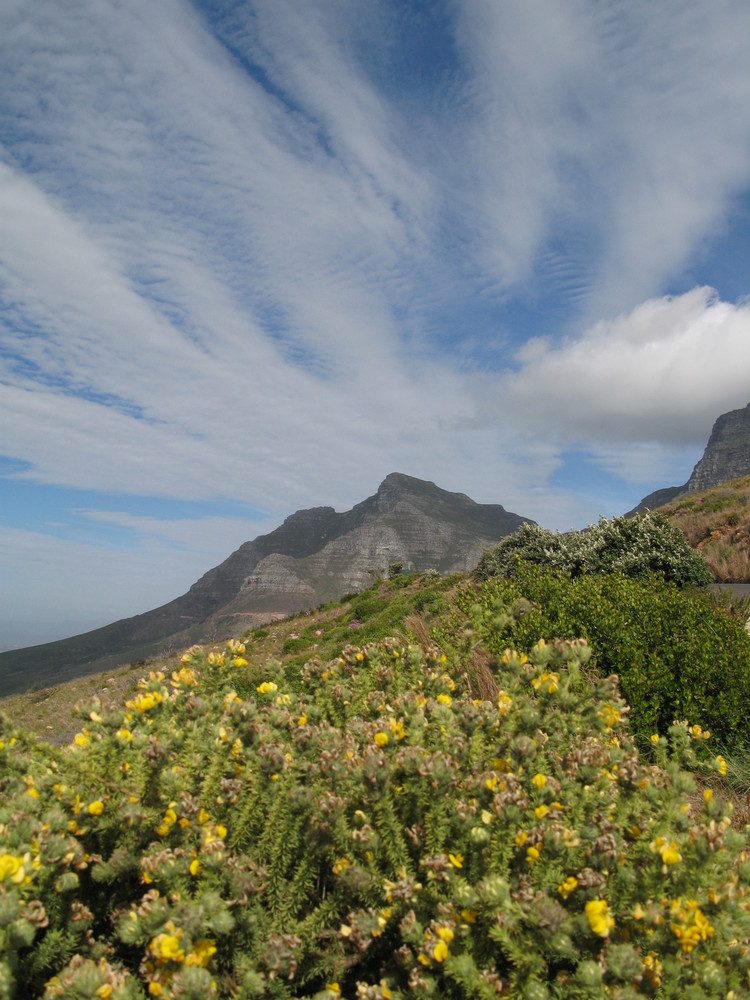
1;0;750;650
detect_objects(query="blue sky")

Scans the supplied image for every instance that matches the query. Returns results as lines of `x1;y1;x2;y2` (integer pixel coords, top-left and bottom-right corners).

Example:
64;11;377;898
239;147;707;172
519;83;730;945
1;0;750;650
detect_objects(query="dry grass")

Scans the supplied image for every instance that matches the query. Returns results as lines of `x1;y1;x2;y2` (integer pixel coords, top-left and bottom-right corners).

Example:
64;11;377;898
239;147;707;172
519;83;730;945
658;476;750;582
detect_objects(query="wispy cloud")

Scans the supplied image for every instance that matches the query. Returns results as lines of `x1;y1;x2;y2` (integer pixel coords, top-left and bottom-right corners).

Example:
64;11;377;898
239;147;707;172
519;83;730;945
1;0;749;644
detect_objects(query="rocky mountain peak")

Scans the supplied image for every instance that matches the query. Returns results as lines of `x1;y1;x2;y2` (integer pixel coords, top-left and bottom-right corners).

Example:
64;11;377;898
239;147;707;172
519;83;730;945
630;402;750;514
683;403;750;494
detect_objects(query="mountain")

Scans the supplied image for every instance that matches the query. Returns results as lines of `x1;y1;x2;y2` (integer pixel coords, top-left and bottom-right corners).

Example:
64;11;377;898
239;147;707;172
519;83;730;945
0;473;532;697
630;403;750;514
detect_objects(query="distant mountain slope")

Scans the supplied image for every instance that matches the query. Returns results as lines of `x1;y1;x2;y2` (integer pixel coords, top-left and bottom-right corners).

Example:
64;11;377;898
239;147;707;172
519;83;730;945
0;473;532;696
630;403;750;515
655;474;750;583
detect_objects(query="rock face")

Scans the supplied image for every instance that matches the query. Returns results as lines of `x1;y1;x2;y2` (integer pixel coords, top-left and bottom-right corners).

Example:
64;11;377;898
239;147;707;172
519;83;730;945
0;473;532;696
630;403;750;514
683;404;750;494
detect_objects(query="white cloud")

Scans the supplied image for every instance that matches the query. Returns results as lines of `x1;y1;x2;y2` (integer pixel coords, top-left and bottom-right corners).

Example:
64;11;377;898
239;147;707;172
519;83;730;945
1;2;750;646
491;288;750;481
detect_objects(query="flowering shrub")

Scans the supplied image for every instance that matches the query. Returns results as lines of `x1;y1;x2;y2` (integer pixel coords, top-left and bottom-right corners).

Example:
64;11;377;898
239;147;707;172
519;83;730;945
465;565;750;746
475;514;713;587
2;613;750;997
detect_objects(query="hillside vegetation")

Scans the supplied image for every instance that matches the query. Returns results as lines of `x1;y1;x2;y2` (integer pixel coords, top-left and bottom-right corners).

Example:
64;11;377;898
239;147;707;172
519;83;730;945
654;475;750;582
3;516;750;998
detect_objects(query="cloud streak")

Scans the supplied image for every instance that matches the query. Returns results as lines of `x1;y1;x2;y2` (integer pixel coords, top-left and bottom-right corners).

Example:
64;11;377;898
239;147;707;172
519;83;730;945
1;0;749;645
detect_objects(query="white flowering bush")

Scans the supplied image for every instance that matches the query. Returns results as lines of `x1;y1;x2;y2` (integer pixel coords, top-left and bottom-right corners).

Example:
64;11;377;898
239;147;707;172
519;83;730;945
475;514;713;588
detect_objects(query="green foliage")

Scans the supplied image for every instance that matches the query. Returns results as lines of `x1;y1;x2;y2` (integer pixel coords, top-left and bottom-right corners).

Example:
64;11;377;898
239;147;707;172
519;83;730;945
1;602;749;998
463;566;750;747
475;514;713;587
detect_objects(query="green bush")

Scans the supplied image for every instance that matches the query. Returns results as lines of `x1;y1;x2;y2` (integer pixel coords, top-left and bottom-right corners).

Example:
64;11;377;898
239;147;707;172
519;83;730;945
1;622;749;998
475;514;713;587
464;565;750;747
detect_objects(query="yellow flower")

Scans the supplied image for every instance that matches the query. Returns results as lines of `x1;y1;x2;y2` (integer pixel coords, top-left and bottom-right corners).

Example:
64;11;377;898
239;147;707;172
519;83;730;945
716;755;728;777
189;859;201;876
436;693;452;706
514;830;527;847
599;704;620;728
185;939;217;968
332;857;350;875
436;926;454;943
654;838;681;867
585;899;614;938
650;733;660;744
116;727;133;742
534;804;549;820
374;732;389;747
461;909;477;923
448;852;463;869
703;788;713;805
256;681;278;695
557;876;578;899
525;846;541;865
149;933;185;963
531;773;547;789
96;985;112;999
433;940;449;963
0;855;26;884
87;800;104;816
497;691;513;715
532;672;559;694
74;732;90;749
326;984;341;996
233;657;248;668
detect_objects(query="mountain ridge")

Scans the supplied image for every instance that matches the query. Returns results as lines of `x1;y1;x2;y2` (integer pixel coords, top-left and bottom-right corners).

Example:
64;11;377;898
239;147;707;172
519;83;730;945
0;472;532;696
630;402;750;514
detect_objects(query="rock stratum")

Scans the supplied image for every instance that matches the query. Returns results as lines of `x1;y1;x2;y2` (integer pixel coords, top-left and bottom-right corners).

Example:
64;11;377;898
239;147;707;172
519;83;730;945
631;403;750;514
0;473;532;696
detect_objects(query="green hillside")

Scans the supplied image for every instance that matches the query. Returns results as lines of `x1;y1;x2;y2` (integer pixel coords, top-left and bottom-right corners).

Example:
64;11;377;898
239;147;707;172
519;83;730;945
3;549;750;998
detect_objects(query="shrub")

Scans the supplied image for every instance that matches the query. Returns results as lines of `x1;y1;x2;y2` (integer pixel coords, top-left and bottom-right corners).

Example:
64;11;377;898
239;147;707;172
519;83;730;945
464;565;750;747
2;624;750;997
475;514;713;587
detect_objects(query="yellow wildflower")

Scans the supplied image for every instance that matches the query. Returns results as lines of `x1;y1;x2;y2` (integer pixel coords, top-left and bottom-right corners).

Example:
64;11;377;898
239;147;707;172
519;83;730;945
497;691;513;715
448;852;463;869
531;773;547;789
74;732;90;749
0;855;26;884
256;681;277;695
436;926;454;943
585;899;614;937
433;940;449;963
651;837;681;867
534;804;549;820
189;859;201;877
514;830;527;847
599;704;620;728
149;933;185;964
703;788;713;805
87;801;104;817
716;755;728;777
532;672;559;694
436;693;452;706
650;733;660;744
374;732;389;747
526;846;541;865
233;657;248;668
557;876;578;899
185;939;217;968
